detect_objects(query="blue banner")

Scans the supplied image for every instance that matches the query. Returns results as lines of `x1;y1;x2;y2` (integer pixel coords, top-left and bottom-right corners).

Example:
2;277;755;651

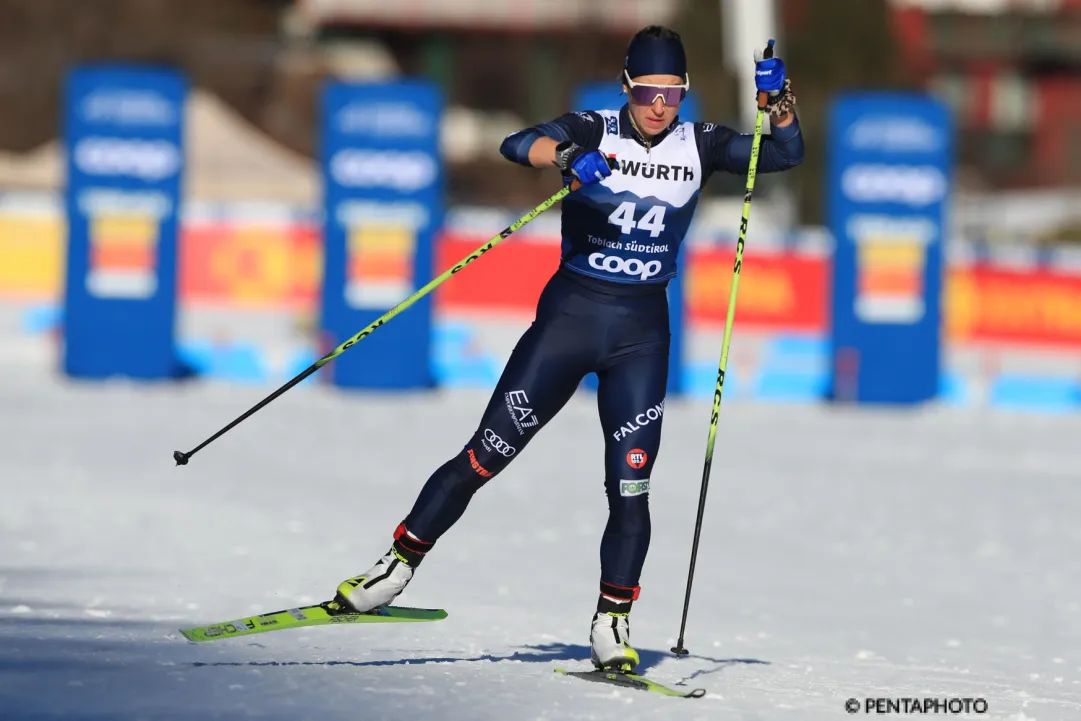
319;80;443;389
62;65;187;379
573;83;698;396
827;93;953;404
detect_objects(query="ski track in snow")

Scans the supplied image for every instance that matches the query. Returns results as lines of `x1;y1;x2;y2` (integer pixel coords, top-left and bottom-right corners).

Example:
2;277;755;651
1;369;1080;720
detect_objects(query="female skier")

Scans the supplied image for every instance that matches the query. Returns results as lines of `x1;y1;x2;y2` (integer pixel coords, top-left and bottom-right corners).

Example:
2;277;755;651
333;25;803;672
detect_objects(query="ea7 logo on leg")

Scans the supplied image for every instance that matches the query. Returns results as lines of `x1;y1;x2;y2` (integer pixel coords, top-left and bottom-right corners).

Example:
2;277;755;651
620;479;650;497
504;389;539;435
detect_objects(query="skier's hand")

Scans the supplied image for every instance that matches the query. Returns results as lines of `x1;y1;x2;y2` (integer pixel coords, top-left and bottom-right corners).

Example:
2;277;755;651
754;40;786;94
553;142;616;186
754;40;795;122
763;78;797;121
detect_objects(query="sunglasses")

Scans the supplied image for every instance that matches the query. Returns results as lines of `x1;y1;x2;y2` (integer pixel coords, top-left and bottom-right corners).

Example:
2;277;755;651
623;69;689;106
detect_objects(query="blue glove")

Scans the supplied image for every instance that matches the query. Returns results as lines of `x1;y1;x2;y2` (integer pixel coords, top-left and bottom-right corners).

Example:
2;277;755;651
754;39;786;94
554;142;614;185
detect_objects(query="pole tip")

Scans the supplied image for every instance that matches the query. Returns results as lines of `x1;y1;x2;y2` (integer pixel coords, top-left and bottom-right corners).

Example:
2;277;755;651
671;645;690;656
173;450;190;466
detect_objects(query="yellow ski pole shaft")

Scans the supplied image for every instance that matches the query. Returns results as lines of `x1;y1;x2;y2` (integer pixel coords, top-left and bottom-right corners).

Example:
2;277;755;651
174;182;577;467
671;42;774;656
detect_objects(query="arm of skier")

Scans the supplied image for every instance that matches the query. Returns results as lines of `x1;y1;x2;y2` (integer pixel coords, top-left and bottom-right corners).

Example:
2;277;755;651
724;107;804;173
499;111;614;183
697;48;805;176
695;115;804;178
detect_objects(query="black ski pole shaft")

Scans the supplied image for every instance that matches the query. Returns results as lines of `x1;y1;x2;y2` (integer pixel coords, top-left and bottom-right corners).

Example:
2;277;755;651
671;40;774;656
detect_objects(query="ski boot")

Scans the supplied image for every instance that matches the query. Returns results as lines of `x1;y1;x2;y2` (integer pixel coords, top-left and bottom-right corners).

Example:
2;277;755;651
590;611;640;672
332;523;432;613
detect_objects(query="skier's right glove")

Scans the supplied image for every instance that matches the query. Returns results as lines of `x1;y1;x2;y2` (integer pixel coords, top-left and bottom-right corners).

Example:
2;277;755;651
553;141;616;186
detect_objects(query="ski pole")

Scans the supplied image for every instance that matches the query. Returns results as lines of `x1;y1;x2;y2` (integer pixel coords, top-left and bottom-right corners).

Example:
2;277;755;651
671;40;775;656
173;182;578;467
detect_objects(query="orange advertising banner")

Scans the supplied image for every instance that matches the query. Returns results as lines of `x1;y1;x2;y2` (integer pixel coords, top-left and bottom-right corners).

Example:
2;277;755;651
684;249;828;331
434;239;830;331
947;265;1081;348
8;219;1081;350
433;234;557;314
179;223;321;309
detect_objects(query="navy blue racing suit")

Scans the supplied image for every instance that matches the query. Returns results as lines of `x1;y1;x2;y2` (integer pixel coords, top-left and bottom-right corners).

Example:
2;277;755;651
394;104;804;608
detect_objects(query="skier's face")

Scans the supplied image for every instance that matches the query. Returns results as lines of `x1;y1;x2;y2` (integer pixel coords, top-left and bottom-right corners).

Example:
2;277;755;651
624;73;684;137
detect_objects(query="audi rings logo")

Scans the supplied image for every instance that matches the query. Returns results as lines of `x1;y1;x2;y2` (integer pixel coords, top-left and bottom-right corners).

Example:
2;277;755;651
329;149;437;192
588;253;662;280
483;429;516;457
73;137;181;181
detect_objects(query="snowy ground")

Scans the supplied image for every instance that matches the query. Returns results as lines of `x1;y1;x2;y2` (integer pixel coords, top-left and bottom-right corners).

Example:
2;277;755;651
2;364;1080;720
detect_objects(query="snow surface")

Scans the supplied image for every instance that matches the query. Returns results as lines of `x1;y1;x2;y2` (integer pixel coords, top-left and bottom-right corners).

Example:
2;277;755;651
2;367;1080;720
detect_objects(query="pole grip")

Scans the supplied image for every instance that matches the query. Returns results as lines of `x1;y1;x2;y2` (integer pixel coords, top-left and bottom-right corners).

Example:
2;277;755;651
757;39;775;110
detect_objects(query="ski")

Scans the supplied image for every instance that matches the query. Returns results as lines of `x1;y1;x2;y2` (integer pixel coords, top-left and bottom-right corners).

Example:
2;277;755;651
554;667;706;698
179;600;447;643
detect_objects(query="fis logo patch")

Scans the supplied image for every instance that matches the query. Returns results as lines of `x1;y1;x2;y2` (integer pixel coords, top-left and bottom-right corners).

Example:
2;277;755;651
620;479;650;497
626;449;648;469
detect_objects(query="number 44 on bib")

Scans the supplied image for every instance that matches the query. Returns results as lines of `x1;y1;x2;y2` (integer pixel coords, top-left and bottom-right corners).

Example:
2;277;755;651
608;202;666;238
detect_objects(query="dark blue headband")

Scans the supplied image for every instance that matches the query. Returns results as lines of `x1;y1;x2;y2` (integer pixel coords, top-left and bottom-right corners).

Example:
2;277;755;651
624;35;687;81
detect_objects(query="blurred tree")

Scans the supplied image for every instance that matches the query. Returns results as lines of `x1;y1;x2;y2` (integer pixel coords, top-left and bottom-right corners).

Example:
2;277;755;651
672;0;741;127
777;0;915;224
0;0;305;153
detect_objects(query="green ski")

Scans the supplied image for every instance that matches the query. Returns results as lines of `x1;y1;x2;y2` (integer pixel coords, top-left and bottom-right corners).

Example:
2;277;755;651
179;600;447;643
555;667;706;698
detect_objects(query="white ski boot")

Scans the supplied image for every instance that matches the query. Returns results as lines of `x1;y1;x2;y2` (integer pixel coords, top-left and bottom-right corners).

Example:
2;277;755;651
336;548;414;613
590;611;640;671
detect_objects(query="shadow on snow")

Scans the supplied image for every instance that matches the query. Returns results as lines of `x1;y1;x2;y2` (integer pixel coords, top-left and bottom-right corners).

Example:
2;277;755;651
189;641;770;684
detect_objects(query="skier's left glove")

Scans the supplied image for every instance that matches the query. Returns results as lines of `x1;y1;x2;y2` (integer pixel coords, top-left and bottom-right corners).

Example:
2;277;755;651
553;141;615;186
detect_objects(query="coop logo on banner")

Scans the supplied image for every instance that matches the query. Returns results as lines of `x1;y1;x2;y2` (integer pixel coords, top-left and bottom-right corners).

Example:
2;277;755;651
840;164;947;207
322;81;442;313
66;69;185;301
827;92;951;404
831;95;951;327
73;137;181;182
329;149;438;192
319;80;442;389
63;66;187;381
